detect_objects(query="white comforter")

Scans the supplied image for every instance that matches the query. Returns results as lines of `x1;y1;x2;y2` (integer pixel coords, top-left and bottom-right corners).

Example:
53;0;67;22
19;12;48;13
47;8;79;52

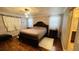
20;27;47;40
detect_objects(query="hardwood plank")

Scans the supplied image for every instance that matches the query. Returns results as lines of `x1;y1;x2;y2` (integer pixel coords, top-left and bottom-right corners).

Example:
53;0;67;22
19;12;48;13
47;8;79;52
0;37;63;51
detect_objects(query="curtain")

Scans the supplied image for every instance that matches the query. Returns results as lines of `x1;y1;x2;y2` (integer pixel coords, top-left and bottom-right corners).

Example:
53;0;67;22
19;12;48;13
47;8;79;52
27;14;33;27
3;16;15;31
49;15;61;30
13;17;21;30
27;17;33;27
3;16;21;32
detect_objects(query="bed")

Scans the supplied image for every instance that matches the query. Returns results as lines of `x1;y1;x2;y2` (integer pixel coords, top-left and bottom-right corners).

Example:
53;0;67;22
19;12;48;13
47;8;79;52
20;27;47;40
18;21;48;47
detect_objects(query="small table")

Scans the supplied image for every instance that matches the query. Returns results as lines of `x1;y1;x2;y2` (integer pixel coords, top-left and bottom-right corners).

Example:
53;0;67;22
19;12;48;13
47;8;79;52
39;37;54;51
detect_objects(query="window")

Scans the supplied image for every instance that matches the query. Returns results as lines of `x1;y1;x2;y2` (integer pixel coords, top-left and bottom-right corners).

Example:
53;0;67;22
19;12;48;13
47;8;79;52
28;17;33;27
27;14;33;27
49;15;61;30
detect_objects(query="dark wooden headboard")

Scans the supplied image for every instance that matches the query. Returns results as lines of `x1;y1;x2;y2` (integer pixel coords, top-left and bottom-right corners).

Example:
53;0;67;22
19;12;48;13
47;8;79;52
34;21;47;27
34;21;48;36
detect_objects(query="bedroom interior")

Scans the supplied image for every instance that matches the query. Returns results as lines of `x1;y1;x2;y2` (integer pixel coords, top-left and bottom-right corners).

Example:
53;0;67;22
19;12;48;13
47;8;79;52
0;7;79;51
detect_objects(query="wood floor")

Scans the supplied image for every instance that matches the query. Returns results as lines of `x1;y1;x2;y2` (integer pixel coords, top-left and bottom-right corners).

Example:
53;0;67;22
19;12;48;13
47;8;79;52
0;37;63;51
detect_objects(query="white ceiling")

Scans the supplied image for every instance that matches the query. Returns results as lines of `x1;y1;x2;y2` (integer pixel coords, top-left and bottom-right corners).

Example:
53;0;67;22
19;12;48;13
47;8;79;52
0;7;67;16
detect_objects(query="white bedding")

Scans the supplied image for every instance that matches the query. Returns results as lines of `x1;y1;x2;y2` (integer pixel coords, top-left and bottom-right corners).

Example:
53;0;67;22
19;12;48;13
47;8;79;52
20;27;47;40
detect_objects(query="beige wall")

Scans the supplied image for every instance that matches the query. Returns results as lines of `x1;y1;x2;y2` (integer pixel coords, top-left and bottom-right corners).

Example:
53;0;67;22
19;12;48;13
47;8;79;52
61;12;69;50
66;11;73;51
33;15;49;25
61;9;73;50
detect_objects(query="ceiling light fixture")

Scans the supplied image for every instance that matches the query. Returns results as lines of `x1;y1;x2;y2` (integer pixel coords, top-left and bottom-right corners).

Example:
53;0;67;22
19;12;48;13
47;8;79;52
24;8;30;18
25;8;30;14
25;8;29;11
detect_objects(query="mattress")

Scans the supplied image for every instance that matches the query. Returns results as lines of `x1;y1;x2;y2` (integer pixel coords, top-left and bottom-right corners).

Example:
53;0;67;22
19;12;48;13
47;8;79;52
20;27;47;40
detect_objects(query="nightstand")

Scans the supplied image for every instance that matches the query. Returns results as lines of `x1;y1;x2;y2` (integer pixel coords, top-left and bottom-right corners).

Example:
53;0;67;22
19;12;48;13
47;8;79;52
49;30;58;39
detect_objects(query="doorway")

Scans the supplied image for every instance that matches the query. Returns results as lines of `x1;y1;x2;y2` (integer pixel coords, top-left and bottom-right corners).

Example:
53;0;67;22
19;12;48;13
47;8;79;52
67;8;79;51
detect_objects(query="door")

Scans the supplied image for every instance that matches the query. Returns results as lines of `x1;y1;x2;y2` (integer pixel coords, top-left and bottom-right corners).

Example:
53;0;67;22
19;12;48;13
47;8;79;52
74;19;79;51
